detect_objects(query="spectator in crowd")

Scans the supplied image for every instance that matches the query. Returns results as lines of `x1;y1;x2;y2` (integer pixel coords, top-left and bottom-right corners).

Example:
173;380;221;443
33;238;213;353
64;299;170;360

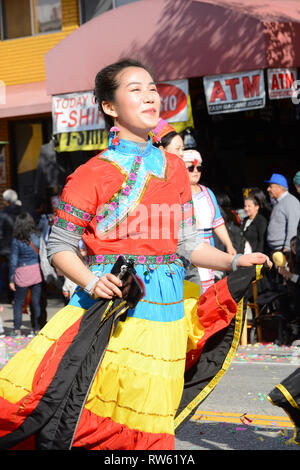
243;187;271;222
241;191;268;254
9;213;42;337
265;173;300;256
0;189;21;302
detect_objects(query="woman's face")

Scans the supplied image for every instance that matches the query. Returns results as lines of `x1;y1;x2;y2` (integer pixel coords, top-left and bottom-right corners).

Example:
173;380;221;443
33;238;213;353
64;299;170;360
185;161;201;185
244;198;259;219
102;66;160;141
165;135;184;158
291;238;297;255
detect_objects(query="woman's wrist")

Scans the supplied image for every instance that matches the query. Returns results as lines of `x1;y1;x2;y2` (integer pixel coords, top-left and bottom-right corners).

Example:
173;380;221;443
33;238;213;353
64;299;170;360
232;254;243;271
83;275;100;297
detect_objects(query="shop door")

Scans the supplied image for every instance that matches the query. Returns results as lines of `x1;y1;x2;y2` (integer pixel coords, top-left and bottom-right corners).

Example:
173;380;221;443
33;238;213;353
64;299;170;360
11;120;43;212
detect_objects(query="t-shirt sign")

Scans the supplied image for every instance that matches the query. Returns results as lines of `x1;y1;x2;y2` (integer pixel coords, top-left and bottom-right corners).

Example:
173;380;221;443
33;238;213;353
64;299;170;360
52;80;189;134
203;70;265;114
52;92;105;134
267;68;297;99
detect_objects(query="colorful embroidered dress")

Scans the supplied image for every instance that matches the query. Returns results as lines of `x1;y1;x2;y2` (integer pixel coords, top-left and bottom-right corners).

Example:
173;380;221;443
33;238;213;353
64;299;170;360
0;137;195;450
0;137;263;450
192;185;225;292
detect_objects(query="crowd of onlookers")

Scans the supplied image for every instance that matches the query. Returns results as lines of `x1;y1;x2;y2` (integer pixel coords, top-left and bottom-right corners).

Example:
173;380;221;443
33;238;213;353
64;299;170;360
157;122;300;345
0;124;299;344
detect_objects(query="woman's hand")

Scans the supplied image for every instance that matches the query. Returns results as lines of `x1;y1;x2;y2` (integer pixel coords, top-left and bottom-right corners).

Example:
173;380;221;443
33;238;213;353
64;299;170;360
226;244;237;256
93;273;123;299
9;282;16;292
236;252;272;269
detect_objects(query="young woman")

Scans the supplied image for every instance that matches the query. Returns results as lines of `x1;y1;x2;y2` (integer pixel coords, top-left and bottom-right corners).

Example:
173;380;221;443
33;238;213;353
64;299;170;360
0;59;270;451
242;192;268;254
9;212;42;337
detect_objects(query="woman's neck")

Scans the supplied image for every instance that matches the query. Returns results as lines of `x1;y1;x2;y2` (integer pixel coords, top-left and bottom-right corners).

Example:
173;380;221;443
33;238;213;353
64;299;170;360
249;212;258;220
117;126;149;143
191;184;201;194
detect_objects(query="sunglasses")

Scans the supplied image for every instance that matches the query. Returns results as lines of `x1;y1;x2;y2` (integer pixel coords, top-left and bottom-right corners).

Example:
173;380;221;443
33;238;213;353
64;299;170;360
187;164;202;173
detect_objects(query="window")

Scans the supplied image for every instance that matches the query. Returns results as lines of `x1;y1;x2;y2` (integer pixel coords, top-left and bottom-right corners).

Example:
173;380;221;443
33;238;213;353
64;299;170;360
0;0;61;40
79;0;141;24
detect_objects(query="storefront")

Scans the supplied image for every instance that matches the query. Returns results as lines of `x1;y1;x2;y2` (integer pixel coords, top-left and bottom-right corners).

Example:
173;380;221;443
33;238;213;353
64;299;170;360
42;0;300;209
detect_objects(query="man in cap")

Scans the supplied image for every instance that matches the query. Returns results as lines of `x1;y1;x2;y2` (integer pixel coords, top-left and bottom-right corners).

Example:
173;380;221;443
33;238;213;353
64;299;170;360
265;173;300;255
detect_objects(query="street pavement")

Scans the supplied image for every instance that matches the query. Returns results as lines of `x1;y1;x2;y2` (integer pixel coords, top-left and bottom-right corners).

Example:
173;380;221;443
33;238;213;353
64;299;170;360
175;344;300;451
1;299;300;451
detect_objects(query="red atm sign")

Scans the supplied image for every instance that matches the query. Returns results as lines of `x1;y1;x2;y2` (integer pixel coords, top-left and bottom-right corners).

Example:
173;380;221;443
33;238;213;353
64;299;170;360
204;70;265;114
267;68;297;99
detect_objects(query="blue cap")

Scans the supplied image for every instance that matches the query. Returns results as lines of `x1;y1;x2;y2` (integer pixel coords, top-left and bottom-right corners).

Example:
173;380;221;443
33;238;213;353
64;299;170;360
264;173;288;189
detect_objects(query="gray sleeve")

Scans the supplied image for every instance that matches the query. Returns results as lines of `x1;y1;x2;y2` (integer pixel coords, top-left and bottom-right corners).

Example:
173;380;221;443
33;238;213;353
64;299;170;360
47;225;82;265
176;223;203;268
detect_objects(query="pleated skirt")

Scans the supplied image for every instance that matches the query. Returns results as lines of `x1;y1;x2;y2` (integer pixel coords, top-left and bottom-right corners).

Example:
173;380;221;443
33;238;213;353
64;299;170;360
0;261;190;450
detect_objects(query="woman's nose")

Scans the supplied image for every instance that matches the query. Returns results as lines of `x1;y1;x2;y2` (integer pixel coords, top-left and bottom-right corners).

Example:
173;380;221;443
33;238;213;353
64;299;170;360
144;91;154;102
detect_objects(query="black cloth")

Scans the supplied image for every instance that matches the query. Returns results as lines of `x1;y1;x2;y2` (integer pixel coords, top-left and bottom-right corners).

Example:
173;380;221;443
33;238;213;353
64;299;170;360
0;264;268;449
268;368;300;444
0;297;128;450
175;264;269;428
213;221;244;254
241;212;268;254
296;219;300;275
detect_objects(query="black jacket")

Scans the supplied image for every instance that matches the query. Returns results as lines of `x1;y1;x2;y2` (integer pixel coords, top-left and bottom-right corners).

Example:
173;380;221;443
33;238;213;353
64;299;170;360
241;213;268;253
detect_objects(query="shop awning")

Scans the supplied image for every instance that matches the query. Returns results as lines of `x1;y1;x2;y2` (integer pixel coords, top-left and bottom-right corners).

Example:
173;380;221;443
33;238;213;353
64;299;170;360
0;81;51;118
45;0;300;95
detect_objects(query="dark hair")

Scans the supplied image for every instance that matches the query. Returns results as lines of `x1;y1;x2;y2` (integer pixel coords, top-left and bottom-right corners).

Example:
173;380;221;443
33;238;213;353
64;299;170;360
244;193;260;207
245;188;271;210
13;212;39;244
215;191;240;226
94;58;154;132
246;187;271;219
153;131;180;149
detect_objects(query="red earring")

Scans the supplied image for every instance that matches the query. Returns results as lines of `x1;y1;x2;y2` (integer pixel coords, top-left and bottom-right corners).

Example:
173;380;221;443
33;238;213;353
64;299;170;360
149;131;161;144
110;126;120;147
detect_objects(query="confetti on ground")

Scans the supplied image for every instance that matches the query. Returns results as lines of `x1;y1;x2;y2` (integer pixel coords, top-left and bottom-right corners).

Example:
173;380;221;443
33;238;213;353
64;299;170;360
236;343;300;364
0;336;32;369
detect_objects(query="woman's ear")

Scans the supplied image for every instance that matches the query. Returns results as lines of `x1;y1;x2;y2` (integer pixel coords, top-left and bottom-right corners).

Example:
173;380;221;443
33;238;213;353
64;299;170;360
101;101;118;119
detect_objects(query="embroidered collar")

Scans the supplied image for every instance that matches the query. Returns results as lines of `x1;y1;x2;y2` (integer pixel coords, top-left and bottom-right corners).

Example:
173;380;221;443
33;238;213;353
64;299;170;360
96;136;167;234
100;135;166;180
108;135;153;157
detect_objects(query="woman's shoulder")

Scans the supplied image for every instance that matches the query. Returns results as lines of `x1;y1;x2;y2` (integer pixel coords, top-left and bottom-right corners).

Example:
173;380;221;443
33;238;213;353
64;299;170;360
30;232;40;243
255;212;268;224
64;150;123;191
